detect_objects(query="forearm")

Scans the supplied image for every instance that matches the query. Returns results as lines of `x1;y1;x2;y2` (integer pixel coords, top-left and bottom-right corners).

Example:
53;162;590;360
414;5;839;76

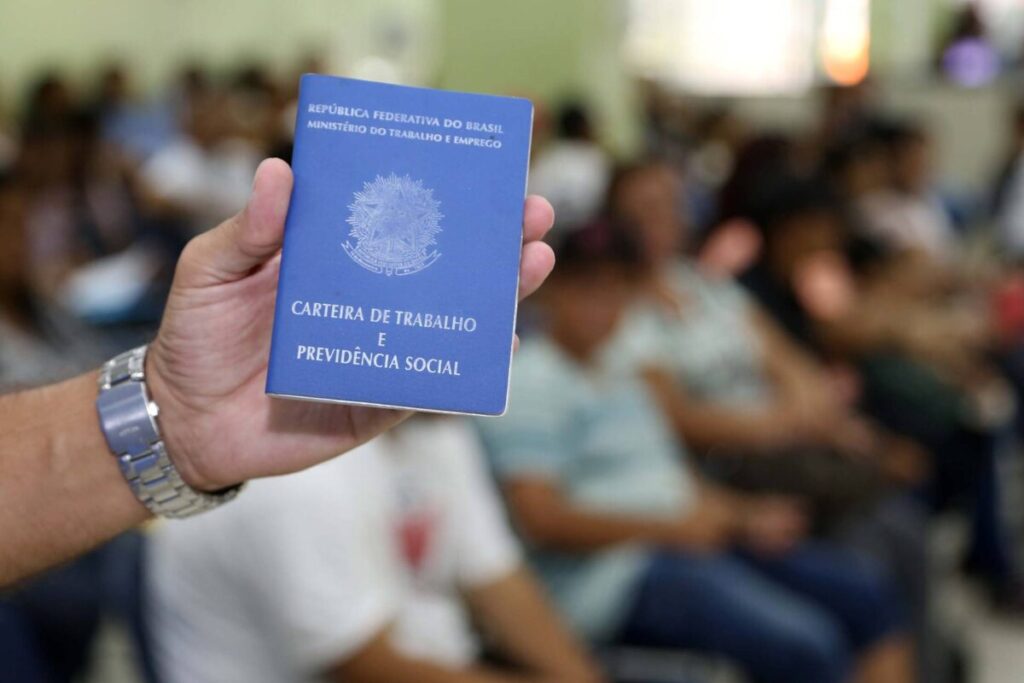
519;503;684;552
341;661;531;683
466;569;600;682
0;372;147;585
672;403;793;453
752;309;825;402
334;631;556;683
818;301;907;358
641;369;792;453
506;480;734;556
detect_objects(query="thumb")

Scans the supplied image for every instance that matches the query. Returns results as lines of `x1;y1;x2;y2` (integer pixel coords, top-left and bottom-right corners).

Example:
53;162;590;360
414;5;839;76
176;158;294;288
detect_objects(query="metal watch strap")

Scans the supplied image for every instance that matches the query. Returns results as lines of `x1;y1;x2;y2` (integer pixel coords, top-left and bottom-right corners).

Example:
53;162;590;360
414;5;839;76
96;345;242;518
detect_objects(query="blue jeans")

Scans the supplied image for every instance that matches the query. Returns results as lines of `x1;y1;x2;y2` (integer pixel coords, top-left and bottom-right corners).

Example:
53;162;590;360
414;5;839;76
0;549;106;683
617;544;904;683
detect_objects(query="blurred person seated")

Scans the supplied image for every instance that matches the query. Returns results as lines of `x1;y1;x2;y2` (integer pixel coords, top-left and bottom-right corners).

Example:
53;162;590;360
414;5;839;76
228;63;292;157
681;108;749;235
637;81;695;171
87;63;132;126
90;63;179;164
478;226;915;683
0;173;131;683
853;120;957;262
716;134;798;233
600;161;938;676
15;109;144;301
528;102;611;234
0;99;15;173
742;176;1009;432
0;172;117;382
20;72;76;137
146;416;600;683
813;83;877;161
936;5;1001;87
993;99;1024;259
740;176;1023;606
604;160;929;492
825;123;986;305
99;65;211;163
139;90;261;236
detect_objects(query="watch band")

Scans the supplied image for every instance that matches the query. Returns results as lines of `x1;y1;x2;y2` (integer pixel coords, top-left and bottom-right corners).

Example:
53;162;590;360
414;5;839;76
96;345;242;518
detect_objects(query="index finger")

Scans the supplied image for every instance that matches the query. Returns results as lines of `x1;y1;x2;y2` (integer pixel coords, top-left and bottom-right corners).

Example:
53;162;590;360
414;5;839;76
523;195;555;244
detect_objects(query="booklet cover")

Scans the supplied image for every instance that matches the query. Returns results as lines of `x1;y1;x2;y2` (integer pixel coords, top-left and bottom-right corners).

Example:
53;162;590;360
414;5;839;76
266;75;533;415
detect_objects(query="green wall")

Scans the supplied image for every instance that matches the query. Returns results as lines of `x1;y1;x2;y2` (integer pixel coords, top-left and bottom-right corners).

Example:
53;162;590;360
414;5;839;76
0;0;638;154
0;0;436;109
437;0;640;154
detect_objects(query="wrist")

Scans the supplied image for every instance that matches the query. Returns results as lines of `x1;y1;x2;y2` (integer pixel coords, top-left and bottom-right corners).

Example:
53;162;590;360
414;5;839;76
96;344;242;517
725;495;753;538
763;405;808;447
142;344;210;491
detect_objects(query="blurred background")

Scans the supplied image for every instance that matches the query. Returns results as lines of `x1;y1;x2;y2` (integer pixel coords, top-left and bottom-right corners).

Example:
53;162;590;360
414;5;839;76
8;1;1024;682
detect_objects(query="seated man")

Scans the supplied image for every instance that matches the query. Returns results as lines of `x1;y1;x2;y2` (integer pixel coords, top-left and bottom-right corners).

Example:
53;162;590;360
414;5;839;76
145;415;600;683
478;226;914;683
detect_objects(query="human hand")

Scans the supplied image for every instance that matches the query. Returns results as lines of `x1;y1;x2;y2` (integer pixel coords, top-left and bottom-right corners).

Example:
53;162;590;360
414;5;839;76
826;415;883;460
877;436;931;485
146;159;556;490
737;496;808;556
664;491;739;552
767;399;844;448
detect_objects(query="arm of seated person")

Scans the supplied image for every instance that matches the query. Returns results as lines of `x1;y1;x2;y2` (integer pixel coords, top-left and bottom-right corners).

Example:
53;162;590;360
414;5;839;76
640;367;807;454
332;625;586;683
502;476;735;553
464;567;603;683
749;307;846;415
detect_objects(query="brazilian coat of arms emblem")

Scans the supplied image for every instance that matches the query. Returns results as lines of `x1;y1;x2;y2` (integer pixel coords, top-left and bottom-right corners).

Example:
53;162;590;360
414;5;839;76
344;173;444;276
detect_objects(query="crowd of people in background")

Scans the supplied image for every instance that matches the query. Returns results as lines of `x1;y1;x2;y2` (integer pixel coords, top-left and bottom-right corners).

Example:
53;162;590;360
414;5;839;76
5;60;1024;683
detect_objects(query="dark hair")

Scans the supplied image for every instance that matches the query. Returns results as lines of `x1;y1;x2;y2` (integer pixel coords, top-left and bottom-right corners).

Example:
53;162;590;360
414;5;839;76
866;118;926;152
552;219;644;278
21;71;73;136
748;176;844;240
717;133;795;223
604;158;674;218
557;102;593;140
822;127;884;181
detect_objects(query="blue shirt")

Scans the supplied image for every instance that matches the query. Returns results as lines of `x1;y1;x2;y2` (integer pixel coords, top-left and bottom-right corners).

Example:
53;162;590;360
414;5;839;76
602;261;770;408
477;336;696;640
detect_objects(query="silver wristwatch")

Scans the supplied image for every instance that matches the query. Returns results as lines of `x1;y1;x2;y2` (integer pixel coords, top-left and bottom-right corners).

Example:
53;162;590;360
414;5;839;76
96;345;242;518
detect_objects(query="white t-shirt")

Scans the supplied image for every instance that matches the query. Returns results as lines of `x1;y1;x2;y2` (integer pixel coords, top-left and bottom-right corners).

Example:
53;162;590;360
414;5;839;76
528;140;611;230
146;418;522;683
999;153;1024;256
856;190;956;260
140;137;259;235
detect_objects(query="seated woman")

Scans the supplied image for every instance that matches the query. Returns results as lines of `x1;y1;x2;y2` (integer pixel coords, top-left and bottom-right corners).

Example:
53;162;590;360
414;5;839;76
598;160;946;678
739;173;1020;606
602;160;927;495
478;226;914;683
598;162;931;631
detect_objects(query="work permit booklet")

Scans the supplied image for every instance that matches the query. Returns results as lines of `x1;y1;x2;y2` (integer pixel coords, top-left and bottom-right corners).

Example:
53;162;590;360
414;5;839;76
266;74;534;415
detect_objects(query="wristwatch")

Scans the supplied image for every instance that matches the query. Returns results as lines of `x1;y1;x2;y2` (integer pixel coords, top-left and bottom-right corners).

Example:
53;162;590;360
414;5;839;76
96;345;242;518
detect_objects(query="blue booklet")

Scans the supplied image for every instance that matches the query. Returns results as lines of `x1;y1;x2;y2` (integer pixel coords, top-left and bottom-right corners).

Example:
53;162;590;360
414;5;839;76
266;75;533;415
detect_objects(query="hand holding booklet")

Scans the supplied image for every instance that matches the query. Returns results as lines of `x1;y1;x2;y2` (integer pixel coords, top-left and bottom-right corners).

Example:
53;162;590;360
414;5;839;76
266;75;534;415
